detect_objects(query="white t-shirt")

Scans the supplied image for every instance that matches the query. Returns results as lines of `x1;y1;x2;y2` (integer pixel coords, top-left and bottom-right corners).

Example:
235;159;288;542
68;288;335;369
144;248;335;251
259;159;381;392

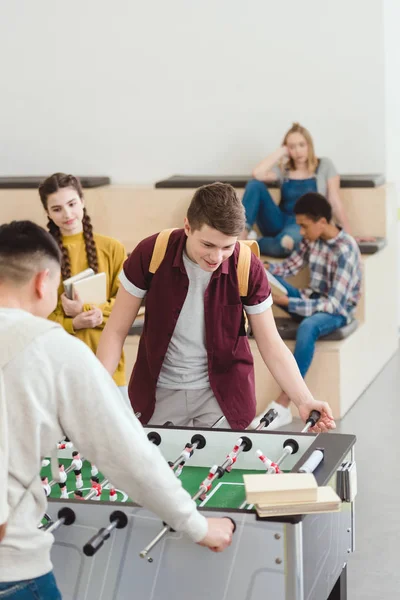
0;308;207;583
121;251;272;390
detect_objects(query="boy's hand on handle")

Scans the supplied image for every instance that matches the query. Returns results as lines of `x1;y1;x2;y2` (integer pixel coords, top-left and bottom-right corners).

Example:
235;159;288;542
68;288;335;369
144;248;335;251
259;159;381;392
73;308;103;330
298;400;336;433
198;518;234;553
61;290;83;317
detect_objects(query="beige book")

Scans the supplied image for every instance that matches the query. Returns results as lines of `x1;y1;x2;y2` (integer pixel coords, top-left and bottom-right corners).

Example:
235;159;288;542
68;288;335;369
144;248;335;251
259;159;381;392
255;486;341;517
63;268;94;299
72;272;107;305
244;472;318;505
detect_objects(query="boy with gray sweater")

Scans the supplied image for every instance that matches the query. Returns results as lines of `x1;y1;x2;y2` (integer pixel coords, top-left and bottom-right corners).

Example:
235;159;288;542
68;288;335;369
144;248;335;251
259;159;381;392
0;221;233;599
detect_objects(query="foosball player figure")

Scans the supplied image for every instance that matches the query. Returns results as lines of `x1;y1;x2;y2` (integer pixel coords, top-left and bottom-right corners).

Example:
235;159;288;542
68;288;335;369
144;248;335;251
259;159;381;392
109;486;117;502
57;441;73;450
58;464;68;499
41;476;51;497
73;490;84;500
71;451;83;489
90;476;102;501
90;464;99;477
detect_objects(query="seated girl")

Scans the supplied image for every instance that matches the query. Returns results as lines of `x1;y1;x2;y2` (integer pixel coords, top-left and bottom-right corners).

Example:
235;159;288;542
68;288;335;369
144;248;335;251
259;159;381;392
241;122;351;257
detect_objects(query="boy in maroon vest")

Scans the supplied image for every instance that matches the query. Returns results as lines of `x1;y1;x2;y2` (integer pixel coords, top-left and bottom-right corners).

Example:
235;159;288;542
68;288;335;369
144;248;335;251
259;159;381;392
98;183;334;432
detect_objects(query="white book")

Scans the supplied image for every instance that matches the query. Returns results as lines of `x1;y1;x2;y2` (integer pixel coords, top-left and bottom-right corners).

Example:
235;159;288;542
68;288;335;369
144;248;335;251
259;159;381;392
63;268;94;299
63;270;107;305
265;269;288;296
244;473;318;505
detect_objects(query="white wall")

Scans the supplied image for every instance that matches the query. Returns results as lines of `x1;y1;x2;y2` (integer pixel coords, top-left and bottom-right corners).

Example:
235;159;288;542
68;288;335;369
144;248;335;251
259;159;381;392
0;0;385;183
383;0;400;324
384;0;400;185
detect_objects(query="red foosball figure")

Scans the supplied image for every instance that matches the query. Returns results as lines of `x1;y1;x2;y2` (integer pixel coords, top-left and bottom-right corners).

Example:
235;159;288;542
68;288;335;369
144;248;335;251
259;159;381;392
90;476;102;501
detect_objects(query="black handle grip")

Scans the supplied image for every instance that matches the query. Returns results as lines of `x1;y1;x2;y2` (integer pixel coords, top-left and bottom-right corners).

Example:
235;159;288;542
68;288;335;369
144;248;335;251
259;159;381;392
307;410;321;427
147;431;162;446
57;507;76;526
260;408;278;426
83;528;109;557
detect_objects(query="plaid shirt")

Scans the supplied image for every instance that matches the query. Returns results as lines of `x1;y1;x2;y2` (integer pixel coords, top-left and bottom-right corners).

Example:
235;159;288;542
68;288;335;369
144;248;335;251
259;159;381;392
269;229;362;322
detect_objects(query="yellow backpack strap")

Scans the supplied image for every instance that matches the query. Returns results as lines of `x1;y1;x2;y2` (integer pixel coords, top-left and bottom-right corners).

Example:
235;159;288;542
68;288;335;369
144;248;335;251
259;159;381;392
149;229;177;274
237;240;260;297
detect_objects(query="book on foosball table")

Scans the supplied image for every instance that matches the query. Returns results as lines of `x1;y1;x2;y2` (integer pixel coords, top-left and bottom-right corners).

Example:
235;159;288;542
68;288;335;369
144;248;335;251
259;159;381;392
243;472;318;505
254;486;341;517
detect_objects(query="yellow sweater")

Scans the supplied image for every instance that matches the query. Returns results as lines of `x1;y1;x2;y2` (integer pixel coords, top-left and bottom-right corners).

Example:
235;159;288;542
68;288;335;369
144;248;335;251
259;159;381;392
48;232;126;385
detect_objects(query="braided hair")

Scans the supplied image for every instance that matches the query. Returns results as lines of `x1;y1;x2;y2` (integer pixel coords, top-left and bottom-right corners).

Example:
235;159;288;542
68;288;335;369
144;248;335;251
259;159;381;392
39;173;99;280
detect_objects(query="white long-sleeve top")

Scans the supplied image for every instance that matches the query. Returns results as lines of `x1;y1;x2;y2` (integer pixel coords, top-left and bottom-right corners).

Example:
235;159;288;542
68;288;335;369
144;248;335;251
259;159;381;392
0;308;207;582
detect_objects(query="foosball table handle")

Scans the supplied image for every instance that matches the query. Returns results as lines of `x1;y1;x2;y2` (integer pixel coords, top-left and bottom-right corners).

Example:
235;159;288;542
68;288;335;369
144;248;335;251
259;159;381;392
301;410;322;433
307;410;321;428
45;507;76;534
83;510;128;557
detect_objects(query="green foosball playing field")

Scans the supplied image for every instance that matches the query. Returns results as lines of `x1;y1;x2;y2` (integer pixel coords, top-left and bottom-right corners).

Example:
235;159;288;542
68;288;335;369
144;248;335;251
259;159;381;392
40;458;289;509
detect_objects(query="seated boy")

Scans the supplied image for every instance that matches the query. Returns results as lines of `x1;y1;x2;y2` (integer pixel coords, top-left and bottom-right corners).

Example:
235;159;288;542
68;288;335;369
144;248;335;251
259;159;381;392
264;192;362;429
0;221;233;599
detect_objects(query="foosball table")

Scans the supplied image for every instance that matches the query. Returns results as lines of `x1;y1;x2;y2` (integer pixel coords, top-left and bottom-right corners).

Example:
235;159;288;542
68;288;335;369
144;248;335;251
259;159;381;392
41;419;356;600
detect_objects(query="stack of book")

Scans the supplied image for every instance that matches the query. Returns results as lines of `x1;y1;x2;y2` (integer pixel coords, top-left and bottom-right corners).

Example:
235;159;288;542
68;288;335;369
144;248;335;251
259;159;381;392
63;269;107;304
243;473;341;517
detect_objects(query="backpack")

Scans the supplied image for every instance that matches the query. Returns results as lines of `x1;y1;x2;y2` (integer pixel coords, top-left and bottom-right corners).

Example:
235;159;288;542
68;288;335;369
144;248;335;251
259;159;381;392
148;229;260;297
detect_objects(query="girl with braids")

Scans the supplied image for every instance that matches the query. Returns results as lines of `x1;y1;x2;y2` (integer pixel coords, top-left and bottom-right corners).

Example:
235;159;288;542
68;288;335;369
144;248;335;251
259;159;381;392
38;173;128;400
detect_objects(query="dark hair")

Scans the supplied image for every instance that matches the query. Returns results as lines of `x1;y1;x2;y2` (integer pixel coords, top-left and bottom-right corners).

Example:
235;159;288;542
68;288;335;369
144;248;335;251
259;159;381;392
91;476;99;483
294;192;332;222
38;173;99;279
72;451;79;457
0;220;61;284
187;182;245;236
74;490;83;497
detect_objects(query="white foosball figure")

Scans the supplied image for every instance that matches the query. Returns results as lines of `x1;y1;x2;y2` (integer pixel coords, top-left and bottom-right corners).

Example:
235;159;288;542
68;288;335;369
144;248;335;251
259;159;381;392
58;464;69;499
71;451;83;489
91;464;99;477
41;459;50;468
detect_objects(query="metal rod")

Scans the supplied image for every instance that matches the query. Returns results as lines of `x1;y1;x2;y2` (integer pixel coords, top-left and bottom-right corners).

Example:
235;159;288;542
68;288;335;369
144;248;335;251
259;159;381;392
171;440;201;471
275;447;292;467
301;422;313;433
139;438;247;561
46;517;66;534
139;525;170;560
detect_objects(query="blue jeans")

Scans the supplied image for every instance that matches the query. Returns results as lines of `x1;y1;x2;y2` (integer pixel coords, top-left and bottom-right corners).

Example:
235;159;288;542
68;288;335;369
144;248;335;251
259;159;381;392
274;275;347;377
0;573;61;599
242;178;316;257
